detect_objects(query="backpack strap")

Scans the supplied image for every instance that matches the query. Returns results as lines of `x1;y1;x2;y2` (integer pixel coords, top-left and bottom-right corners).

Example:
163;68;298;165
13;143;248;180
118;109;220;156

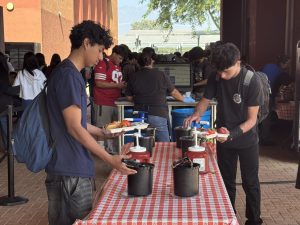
244;70;254;86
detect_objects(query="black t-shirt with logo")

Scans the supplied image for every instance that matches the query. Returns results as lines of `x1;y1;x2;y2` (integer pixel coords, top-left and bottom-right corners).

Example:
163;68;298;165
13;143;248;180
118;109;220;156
126;67;175;119
204;67;263;148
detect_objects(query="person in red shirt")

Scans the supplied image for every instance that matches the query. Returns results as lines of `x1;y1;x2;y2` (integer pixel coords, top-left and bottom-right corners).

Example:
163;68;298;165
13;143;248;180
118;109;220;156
93;45;128;154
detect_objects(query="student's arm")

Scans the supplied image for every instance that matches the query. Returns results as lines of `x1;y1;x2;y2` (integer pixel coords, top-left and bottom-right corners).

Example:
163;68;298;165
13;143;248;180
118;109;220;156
193;79;208;86
63;105;136;175
240;106;259;132
224;105;259;142
183;97;210;127
87;123;122;140
94;80;126;89
170;88;184;101
126;96;133;101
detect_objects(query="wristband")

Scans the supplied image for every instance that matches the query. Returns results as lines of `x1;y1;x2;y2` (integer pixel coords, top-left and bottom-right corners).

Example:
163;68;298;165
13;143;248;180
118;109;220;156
228;126;243;141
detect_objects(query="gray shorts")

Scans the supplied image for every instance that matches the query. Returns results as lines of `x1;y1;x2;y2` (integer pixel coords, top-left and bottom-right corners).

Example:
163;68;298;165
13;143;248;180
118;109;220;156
45;174;96;225
94;104;119;153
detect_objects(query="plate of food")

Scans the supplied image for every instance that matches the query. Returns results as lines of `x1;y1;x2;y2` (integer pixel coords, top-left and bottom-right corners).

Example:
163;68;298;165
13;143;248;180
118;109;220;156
216;133;230;138
105;120;149;133
198;129;218;139
216;127;230;139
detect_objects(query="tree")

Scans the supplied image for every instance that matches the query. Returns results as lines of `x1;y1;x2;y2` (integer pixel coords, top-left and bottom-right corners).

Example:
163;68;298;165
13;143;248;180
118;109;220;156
131;19;166;30
141;0;220;31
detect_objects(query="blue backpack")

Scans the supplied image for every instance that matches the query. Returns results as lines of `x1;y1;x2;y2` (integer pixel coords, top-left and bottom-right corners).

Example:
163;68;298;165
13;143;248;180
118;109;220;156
12;88;55;172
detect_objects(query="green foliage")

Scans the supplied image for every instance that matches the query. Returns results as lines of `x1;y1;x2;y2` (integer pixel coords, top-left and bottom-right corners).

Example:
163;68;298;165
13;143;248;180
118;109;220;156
131;19;166;30
140;0;220;31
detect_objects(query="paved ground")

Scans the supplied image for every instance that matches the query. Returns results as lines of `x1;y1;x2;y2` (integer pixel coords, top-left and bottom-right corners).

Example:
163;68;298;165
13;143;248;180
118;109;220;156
0;120;299;225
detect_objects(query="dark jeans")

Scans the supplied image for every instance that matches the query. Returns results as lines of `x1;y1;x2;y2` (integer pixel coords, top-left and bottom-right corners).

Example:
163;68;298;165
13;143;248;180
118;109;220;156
147;115;170;142
45;174;95;225
217;143;262;225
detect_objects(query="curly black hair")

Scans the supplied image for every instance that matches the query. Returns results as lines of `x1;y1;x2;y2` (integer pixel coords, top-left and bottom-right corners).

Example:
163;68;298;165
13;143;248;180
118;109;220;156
69;20;113;50
210;42;240;71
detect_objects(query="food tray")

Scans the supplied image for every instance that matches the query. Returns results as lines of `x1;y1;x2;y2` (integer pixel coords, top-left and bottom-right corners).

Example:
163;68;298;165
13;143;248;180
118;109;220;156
106;122;149;133
199;131;229;139
216;133;229;138
199;131;217;139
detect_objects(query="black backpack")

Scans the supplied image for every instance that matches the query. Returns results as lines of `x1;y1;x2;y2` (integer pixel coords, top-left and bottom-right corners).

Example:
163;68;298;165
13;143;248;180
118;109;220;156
242;69;271;123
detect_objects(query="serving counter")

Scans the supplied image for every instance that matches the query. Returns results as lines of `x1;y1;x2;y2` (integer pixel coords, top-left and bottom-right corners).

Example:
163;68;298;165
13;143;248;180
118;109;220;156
115;99;217;150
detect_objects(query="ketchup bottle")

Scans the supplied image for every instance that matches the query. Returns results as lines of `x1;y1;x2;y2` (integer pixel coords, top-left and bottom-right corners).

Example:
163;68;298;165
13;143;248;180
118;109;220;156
186;128;209;173
126;133;150;163
186;145;208;173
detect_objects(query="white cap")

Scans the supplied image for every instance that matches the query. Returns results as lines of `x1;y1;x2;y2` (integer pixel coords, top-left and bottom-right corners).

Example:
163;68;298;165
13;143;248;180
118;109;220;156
130;146;146;152
188;145;205;152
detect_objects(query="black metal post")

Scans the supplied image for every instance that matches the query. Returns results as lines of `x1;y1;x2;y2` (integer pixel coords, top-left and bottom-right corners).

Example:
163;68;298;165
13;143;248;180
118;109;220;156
294;41;300;188
296;161;300;189
0;105;28;206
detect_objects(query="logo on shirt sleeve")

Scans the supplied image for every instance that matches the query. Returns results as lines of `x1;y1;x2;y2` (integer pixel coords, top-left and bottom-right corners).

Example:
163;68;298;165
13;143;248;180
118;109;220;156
95;73;107;80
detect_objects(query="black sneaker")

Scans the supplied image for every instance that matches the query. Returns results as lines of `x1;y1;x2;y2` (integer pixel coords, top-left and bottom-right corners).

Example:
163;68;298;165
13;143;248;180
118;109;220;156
245;218;263;225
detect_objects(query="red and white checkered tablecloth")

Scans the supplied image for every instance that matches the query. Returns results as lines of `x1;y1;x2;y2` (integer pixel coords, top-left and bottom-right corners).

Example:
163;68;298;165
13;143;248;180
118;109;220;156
74;142;239;225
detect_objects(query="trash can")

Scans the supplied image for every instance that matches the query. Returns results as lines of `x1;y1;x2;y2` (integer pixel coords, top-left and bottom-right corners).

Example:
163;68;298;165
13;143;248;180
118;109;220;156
171;108;211;140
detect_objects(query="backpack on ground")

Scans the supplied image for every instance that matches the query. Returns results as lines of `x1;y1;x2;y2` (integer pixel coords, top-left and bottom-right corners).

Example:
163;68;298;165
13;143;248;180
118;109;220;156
12;88;55;172
242;69;271;123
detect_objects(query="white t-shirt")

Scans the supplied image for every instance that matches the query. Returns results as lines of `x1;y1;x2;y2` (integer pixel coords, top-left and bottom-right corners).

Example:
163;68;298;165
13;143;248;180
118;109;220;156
13;69;46;100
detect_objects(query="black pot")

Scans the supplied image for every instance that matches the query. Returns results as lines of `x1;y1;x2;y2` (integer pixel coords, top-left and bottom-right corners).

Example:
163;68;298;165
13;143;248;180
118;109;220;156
142;127;156;147
173;163;199;197
128;163;154;196
180;136;195;157
134;136;154;157
142;127;156;137
174;127;191;148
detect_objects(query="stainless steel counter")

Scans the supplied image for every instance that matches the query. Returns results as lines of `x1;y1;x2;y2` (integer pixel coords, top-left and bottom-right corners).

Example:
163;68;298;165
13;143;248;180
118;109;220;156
115;99;217;150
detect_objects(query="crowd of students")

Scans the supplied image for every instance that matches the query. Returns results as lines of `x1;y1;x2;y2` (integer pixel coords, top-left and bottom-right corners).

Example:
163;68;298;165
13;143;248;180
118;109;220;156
0;19;295;225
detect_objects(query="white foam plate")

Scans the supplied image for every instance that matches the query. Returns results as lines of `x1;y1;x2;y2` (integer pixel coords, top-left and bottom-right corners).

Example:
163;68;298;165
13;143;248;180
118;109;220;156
217;133;229;138
106;122;149;133
199;131;217;139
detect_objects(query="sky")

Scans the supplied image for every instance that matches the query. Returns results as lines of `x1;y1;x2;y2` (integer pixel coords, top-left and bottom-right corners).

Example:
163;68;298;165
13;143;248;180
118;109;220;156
118;0;194;36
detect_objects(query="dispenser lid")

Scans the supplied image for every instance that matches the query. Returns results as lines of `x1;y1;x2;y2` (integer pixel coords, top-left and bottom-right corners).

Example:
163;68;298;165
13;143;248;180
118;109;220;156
188;145;205;152
130;146;146;152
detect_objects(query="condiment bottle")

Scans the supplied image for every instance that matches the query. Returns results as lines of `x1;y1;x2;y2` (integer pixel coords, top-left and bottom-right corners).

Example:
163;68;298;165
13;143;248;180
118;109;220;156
186;128;209;173
126;131;150;163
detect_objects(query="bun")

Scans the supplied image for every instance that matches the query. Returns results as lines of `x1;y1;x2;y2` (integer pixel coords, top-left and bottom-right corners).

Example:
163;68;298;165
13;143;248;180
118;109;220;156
105;121;121;130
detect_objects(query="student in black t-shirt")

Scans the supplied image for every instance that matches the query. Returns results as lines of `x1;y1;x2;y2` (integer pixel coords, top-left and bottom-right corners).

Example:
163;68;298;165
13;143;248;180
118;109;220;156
126;50;193;141
45;21;136;225
184;43;263;225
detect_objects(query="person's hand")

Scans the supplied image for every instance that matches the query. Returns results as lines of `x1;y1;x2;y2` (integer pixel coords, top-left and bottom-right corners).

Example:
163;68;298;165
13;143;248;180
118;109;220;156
101;129;125;139
183;96;196;103
110;154;137;175
216;127;230;143
183;112;200;128
117;81;127;89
